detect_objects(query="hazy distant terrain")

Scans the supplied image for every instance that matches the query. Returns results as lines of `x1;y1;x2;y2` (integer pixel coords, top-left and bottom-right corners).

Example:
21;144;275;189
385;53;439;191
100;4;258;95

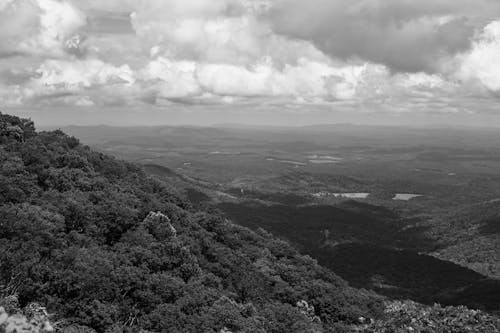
3;111;500;333
63;124;500;311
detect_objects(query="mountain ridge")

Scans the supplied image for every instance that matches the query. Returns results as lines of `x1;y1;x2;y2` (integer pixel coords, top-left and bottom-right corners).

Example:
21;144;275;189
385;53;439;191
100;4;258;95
0;112;499;332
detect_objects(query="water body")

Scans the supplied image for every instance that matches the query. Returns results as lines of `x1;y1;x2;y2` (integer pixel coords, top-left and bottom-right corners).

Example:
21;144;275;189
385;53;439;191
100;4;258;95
393;194;423;201
209;151;241;155
309;160;341;164
308;155;343;164
313;192;370;199
307;155;343;161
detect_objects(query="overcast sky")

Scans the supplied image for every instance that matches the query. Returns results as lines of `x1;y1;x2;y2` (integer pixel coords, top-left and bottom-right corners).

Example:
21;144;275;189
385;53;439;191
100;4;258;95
1;0;500;126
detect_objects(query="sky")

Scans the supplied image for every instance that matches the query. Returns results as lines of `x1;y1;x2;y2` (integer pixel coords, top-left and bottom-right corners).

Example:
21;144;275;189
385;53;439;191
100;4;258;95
1;0;500;126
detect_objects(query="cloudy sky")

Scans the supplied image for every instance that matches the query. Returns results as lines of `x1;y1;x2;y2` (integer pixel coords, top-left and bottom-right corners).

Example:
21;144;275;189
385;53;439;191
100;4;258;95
1;0;500;126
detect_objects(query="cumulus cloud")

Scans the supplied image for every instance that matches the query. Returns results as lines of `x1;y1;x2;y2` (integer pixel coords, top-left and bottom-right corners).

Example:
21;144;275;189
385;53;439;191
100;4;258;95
1;0;500;116
197;59;367;100
128;0;328;67
456;20;500;94
34;58;134;87
138;56;396;104
133;56;454;107
0;0;86;57
141;58;201;99
268;0;500;73
3;58;136;106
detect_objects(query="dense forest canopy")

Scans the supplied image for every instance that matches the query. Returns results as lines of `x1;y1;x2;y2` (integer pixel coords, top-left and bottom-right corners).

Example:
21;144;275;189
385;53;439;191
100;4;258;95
0;112;383;331
0;112;499;333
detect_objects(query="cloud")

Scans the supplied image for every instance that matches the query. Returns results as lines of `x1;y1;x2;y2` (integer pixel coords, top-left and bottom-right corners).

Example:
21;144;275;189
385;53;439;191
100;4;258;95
139;56;455;107
267;0;500;73
0;67;34;85
456;20;500;94
3;58;136;107
141;58;201;99
0;45;482;111
1;0;500;117
140;56;383;103
0;55;382;106
197;59;367;100
34;58;134;87
129;0;273;65
0;0;87;57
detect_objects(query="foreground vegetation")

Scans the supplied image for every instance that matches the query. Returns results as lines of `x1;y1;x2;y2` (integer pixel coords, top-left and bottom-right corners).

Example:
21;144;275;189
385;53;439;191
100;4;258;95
1;113;499;332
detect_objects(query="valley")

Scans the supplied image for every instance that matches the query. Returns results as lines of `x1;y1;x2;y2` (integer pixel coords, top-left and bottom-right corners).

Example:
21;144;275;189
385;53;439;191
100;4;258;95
62;123;500;313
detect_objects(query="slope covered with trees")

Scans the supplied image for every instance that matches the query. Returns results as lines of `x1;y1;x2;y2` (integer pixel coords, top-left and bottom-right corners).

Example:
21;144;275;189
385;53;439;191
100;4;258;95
0;113;383;331
0;113;499;333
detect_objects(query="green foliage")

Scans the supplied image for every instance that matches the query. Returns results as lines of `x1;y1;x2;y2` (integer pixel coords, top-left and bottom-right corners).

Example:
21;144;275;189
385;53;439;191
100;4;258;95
1;112;498;332
0;113;383;332
217;201;500;311
364;301;500;333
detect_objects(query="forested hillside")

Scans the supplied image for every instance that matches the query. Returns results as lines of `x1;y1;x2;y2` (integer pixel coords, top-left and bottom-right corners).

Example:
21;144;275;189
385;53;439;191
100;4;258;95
0;113;499;333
